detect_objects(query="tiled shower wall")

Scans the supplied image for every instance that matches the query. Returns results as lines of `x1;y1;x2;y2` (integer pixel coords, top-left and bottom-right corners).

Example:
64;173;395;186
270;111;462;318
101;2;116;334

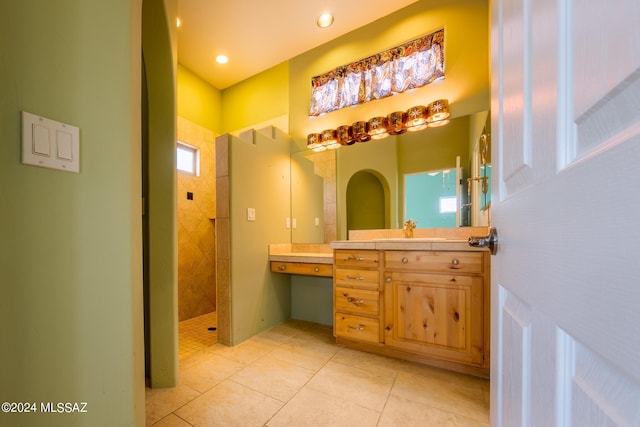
308;150;337;243
177;117;216;321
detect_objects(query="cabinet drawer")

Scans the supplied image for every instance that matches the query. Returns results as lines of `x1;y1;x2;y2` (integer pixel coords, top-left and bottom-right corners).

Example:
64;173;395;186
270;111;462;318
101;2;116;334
384;251;483;274
335;287;379;316
335;313;380;344
334;268;379;289
334;250;380;268
270;261;333;277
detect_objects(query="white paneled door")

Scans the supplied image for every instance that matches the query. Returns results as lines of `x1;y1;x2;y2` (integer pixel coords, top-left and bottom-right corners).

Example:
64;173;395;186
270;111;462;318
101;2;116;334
490;0;640;426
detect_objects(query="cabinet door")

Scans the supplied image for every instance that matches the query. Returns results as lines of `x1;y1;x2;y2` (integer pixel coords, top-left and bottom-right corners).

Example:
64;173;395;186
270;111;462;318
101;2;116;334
384;271;484;366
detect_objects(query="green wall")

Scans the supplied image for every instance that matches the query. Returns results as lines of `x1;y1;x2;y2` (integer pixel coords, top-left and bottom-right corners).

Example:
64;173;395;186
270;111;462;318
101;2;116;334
228;129;292;343
347;171;388;231
290;151;325;243
221;62;289;134
143;0;179;388
291;276;333;326
177;64;222;133
0;0;145;425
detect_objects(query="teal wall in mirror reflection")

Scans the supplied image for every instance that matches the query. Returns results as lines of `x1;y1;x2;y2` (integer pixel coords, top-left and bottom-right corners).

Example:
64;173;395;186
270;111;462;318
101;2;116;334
405;169;458;228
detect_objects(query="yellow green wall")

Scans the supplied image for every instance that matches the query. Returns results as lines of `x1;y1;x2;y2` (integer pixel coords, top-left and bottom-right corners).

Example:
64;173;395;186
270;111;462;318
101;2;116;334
221;62;289;133
226;130;292;343
143;0;179;389
177;64;222;133
0;0;147;425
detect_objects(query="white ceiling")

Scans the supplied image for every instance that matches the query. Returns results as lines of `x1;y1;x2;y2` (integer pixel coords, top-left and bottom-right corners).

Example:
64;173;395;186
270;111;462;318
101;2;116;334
177;0;418;90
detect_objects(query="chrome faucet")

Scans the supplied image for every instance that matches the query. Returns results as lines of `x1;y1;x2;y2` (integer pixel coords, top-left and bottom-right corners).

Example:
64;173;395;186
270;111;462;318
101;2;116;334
403;219;417;238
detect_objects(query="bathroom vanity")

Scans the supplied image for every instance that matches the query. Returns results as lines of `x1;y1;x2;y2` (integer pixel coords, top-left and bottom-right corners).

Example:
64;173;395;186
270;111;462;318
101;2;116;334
330;233;490;378
268;243;333;277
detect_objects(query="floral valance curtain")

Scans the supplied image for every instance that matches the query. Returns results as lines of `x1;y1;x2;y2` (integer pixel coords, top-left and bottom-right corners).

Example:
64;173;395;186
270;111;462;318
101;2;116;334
309;29;445;117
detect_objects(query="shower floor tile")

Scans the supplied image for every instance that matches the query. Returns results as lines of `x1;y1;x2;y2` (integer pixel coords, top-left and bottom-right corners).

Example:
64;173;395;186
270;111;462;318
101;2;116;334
178;311;217;359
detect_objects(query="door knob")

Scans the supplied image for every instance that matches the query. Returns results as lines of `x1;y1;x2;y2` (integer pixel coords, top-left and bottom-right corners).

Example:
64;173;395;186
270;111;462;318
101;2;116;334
468;227;498;255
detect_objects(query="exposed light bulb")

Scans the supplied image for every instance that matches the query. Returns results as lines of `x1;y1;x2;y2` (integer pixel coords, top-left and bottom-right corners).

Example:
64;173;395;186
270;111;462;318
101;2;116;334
216;55;229;64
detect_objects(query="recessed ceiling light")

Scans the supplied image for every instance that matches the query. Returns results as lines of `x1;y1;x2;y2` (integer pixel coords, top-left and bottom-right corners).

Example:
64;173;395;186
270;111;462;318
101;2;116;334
317;12;334;28
216;55;229;64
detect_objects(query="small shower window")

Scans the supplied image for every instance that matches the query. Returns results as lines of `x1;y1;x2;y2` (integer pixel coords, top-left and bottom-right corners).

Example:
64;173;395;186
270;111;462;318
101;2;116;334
439;196;457;214
177;141;200;176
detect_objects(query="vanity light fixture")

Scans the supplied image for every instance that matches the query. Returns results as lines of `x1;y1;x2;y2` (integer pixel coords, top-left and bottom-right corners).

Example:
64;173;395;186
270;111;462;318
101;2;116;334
306;99;450;151
352;121;371;143
317;12;334;28
387;111;408;135
426;99;450;127
321;129;341;150
336;125;356;146
368;116;389;140
307;132;325;152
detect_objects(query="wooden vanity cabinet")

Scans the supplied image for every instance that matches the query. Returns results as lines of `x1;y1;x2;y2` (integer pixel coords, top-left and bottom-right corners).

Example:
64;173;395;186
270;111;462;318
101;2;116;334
383;250;489;374
332;246;490;377
333;249;382;344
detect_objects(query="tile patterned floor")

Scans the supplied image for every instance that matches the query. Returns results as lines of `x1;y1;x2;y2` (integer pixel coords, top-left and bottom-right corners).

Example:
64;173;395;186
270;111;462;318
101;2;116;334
146;316;490;426
178;312;218;360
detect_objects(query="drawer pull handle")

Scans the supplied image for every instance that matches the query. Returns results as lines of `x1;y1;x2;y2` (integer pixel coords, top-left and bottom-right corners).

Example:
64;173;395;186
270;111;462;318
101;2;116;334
279;265;286;271
314;267;319;272
348;324;365;331
346;275;364;280
402;257;409;264
451;259;460;266
347;297;365;306
347;256;365;261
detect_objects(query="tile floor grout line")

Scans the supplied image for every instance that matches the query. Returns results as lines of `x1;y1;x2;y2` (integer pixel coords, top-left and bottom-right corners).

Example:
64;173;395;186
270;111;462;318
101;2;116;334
150;315;490;426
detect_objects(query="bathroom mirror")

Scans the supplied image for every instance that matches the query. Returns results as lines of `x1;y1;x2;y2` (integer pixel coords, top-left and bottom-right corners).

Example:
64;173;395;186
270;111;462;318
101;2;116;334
290;111;491;243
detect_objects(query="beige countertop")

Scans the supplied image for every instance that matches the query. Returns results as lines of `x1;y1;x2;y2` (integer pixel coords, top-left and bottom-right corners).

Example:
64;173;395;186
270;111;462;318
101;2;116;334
329;239;487;252
269;238;489;263
330;227;491;251
268;243;333;264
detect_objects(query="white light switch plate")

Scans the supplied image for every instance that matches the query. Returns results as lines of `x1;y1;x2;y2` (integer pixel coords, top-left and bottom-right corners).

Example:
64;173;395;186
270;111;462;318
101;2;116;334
247;207;256;221
22;111;80;173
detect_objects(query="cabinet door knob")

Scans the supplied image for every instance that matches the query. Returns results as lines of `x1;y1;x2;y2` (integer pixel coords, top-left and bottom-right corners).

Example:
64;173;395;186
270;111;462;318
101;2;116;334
279;265;286;270
385;277;392;282
451;258;460;266
401;257;409;264
314;267;319;272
